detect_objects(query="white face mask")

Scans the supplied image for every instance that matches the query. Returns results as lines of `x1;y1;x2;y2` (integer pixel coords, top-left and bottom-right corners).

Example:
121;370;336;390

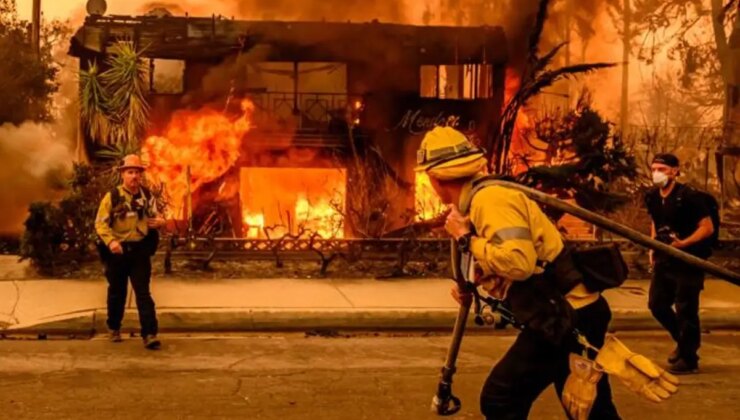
652;171;670;188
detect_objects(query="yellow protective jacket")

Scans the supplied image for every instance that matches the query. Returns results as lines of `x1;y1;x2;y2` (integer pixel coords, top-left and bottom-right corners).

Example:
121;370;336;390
95;186;154;246
459;174;598;309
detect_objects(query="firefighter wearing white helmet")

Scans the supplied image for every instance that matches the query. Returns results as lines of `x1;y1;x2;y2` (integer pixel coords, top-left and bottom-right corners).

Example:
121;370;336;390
416;126;621;419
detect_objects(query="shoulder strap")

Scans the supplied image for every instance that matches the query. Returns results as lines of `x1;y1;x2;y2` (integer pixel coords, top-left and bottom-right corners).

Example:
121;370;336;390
110;187;122;208
460;175;509;214
108;187;121;227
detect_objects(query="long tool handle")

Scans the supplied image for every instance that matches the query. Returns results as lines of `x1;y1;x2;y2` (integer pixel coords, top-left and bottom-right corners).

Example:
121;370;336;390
433;239;471;416
432;297;470;416
488;180;740;285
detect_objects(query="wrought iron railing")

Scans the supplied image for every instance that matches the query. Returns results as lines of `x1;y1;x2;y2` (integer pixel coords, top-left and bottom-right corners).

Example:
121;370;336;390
243;91;364;134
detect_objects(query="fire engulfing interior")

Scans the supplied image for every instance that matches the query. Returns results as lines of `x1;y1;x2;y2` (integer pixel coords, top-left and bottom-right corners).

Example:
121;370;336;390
142;99;255;219
239;167;346;239
415;172;446;221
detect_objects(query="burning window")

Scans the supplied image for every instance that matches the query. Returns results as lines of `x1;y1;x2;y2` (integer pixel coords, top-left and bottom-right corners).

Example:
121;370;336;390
151;59;185;94
240;167;346;238
415;172;446;221
420;64;493;100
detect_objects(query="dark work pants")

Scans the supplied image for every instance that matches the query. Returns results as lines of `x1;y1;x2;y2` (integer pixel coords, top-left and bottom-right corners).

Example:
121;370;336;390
649;260;704;364
480;296;620;420
104;242;158;337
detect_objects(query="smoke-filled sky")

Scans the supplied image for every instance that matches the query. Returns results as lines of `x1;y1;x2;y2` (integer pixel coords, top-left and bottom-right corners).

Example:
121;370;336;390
15;0;416;22
0;122;72;234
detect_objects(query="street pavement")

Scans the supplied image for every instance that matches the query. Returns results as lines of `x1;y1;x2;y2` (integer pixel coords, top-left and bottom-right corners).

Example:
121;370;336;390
2;272;740;334
0;332;738;419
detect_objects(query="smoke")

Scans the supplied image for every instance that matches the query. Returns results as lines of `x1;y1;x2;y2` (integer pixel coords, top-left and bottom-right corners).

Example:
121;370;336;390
0;122;73;235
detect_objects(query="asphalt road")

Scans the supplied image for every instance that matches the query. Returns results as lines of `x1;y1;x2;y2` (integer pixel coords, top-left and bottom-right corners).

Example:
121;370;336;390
1;331;738;419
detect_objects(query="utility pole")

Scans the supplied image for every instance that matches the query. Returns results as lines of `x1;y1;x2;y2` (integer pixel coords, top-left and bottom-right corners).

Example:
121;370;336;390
31;0;41;58
564;0;572;109
620;0;631;131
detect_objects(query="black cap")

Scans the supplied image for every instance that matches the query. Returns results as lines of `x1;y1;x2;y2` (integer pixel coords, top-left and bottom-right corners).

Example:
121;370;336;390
652;153;680;168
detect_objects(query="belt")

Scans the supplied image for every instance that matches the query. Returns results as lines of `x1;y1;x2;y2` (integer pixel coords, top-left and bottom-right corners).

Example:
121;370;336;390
121;241;144;250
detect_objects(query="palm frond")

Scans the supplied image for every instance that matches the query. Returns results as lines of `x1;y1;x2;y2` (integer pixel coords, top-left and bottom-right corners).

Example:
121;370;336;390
99;41;150;144
527;0;551;65
521;63;616;105
95;141;140;162
79;61;111;142
532;42;568;75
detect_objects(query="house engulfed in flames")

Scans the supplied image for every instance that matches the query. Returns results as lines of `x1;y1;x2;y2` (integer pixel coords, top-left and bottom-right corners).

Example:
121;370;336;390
69;13;508;239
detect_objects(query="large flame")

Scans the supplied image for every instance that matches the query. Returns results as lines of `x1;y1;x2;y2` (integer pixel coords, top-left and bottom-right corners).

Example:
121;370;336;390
242;196;345;239
240;167;346;239
141;100;255;218
415;172;446;221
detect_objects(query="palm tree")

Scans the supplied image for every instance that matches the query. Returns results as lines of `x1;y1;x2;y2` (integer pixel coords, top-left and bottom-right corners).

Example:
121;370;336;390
492;0;616;173
79;40;150;148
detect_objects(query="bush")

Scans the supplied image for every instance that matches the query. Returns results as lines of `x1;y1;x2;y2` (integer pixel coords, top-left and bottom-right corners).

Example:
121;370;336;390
20;163;115;275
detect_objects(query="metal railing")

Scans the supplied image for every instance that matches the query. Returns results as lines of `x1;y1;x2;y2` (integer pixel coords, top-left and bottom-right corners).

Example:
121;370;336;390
243;91;364;134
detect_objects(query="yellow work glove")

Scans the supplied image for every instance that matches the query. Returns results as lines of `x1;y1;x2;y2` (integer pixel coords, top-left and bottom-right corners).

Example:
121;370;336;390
561;353;603;420
595;334;679;403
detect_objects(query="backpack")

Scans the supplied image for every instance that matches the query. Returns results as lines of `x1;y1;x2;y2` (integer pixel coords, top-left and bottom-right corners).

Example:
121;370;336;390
681;186;721;250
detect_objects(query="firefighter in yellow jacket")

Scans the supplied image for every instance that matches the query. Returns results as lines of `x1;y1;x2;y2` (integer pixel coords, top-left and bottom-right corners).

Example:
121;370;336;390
416;127;621;419
95;155;165;350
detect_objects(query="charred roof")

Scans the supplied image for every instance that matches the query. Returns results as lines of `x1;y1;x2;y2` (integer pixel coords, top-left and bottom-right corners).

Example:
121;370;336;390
69;15;507;64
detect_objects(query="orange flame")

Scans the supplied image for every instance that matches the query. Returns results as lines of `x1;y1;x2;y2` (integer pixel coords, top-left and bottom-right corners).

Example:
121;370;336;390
415;172;446;221
504;71;534;174
295;195;344;238
141;100;255;218
243;213;265;239
240;168;346;239
241;196;344;239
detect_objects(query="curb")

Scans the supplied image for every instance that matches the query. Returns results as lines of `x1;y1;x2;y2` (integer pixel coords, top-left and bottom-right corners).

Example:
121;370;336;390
3;308;740;337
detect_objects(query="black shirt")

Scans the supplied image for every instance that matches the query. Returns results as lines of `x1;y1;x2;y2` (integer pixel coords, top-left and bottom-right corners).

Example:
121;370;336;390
645;183;711;259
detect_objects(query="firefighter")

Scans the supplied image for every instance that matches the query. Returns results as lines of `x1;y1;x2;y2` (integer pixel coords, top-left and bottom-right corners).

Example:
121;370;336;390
416;126;621;419
95;154;165;350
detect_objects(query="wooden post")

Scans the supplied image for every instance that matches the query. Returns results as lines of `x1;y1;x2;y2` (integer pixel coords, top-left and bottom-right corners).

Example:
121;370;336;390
32;0;41;58
620;0;632;131
186;166;193;232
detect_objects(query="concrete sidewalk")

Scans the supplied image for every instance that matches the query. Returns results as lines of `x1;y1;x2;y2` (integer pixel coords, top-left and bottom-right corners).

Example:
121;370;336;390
2;271;740;335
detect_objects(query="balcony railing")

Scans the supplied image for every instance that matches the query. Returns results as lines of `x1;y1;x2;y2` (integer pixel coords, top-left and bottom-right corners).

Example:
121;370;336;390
243;91;364;135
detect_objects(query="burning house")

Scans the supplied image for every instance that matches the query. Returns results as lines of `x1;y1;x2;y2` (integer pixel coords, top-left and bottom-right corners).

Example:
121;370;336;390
69;12;508;239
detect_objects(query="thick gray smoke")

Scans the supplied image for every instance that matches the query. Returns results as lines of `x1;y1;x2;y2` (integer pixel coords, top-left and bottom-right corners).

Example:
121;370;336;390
0;122;72;234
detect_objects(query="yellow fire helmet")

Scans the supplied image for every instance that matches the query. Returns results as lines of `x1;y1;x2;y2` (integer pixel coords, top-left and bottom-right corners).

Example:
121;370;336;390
415;126;487;177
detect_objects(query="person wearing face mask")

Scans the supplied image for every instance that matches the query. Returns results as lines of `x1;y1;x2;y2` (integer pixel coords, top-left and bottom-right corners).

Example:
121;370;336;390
644;153;715;374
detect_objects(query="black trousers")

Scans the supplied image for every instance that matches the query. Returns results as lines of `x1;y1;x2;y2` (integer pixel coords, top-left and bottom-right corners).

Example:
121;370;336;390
480;296;620;420
649;260;704;363
104;242;158;337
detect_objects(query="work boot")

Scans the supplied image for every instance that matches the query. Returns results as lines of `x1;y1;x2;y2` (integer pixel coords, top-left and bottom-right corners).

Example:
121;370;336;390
143;335;161;350
667;347;679;364
668;358;698;375
109;330;122;343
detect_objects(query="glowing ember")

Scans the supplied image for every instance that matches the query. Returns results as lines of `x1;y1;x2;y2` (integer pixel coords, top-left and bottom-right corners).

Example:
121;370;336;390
415;172;446;221
295;195;344;238
243;213;265;239
141;99;255;218
240;168;346;239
